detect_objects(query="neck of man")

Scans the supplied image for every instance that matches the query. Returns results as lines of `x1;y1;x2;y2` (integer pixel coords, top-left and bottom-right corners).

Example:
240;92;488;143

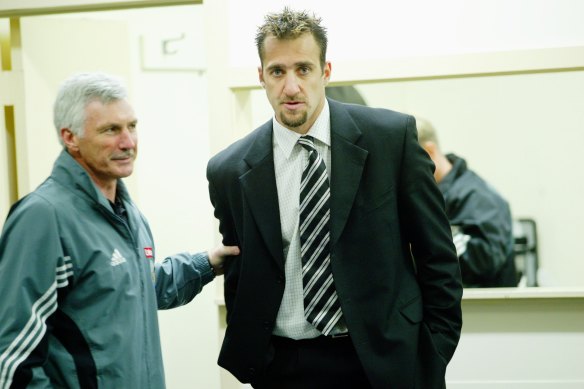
434;153;453;183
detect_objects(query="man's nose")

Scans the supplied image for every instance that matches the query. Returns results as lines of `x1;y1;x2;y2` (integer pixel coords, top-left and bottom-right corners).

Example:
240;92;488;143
283;74;300;96
119;128;137;149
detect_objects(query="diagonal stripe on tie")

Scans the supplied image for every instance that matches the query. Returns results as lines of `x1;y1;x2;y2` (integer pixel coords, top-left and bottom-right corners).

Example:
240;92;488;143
298;135;342;335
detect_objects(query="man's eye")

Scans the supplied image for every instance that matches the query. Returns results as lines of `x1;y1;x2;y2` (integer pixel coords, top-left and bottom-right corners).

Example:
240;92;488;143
102;127;119;134
272;69;283;76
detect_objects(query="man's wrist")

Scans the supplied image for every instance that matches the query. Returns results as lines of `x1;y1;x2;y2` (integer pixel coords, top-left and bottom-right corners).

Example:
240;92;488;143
206;254;217;277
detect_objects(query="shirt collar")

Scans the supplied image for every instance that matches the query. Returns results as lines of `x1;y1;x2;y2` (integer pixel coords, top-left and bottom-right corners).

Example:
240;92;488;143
273;99;331;159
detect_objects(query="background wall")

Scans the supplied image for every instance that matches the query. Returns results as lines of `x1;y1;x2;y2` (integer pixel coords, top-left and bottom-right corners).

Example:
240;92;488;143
228;0;584;67
117;7;220;389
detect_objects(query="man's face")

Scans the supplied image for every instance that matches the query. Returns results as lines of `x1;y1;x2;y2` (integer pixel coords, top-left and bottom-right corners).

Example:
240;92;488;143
258;33;331;135
65;99;138;189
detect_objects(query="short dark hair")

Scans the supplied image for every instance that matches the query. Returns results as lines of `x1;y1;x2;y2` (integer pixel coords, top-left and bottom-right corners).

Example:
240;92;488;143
255;7;328;69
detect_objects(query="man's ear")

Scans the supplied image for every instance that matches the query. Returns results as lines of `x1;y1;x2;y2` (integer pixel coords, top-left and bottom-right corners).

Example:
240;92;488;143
258;66;265;88
61;128;79;152
323;61;332;85
421;141;438;158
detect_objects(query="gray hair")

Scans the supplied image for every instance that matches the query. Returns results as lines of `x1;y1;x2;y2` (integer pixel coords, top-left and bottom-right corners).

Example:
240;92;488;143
53;72;127;146
415;116;439;146
255;7;328;69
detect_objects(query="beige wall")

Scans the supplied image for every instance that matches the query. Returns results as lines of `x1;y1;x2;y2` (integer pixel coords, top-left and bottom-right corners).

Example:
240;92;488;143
0;106;10;229
450;289;584;388
0;19;20;231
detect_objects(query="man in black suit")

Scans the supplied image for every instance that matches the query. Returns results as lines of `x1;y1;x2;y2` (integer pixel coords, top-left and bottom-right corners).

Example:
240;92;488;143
207;7;463;389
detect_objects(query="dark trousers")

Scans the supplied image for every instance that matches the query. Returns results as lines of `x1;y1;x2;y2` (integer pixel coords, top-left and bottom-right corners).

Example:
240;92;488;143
251;335;372;389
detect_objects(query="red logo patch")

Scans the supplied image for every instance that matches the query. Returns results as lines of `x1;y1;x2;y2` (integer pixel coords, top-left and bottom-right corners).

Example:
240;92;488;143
144;247;153;258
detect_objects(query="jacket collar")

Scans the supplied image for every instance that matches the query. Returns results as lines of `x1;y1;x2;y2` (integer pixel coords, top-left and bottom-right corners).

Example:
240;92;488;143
328;99;368;245
439;153;467;193
51;149;131;210
239;99;369;267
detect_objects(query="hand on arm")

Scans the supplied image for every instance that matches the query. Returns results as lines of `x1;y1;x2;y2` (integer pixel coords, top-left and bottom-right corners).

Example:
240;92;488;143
208;244;240;276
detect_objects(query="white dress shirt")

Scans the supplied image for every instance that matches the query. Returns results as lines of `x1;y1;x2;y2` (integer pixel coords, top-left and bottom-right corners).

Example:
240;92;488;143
271;101;346;339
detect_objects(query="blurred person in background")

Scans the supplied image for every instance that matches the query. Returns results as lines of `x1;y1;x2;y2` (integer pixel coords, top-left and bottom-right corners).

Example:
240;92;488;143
416;116;517;288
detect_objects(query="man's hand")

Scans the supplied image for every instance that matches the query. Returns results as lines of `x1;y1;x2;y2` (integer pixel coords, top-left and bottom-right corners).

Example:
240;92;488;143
208;245;240;276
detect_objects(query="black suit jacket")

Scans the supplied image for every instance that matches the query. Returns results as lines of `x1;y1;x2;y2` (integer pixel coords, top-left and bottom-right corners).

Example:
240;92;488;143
207;99;463;389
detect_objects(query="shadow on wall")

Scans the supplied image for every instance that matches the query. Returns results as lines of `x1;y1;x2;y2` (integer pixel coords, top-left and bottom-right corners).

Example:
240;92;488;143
325;85;367;106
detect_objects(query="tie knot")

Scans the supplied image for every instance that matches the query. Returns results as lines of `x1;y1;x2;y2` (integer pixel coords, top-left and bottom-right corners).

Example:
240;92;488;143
298;135;316;152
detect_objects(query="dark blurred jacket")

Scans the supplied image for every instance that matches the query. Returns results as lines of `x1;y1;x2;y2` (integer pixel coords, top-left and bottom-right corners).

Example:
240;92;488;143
439;153;517;287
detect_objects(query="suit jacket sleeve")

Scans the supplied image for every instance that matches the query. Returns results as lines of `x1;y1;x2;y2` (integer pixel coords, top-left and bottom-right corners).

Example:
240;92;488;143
207;161;237;246
399;116;463;364
207;156;244;323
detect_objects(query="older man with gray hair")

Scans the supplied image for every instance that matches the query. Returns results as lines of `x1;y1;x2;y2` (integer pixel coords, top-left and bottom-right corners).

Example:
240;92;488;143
0;72;238;388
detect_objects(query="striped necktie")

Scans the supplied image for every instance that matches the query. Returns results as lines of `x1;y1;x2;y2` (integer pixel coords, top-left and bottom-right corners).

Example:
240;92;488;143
298;135;342;335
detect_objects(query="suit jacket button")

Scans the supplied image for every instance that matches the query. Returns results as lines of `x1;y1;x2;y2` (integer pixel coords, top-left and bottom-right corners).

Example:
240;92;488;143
249;367;256;376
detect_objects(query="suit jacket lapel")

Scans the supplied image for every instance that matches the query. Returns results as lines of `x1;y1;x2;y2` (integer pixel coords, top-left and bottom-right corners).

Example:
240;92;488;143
329;100;369;246
240;122;285;272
